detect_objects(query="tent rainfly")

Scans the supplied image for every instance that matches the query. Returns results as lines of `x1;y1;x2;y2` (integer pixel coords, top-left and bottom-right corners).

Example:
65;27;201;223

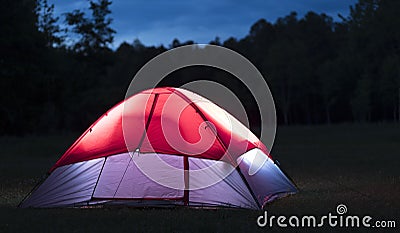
20;87;297;209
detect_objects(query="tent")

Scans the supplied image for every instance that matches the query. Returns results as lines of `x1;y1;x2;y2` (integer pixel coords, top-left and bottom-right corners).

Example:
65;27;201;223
20;87;296;209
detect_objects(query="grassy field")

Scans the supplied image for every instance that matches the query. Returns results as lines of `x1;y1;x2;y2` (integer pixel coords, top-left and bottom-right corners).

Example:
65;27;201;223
0;124;399;232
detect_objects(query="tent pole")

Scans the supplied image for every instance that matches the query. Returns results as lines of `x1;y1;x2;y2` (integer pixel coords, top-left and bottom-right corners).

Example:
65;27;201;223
183;155;189;206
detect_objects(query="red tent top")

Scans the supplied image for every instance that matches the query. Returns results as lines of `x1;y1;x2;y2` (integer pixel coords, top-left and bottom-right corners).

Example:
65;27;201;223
50;87;269;172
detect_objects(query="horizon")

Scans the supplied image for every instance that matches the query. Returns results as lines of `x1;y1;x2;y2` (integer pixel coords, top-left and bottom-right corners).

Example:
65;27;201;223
48;0;358;48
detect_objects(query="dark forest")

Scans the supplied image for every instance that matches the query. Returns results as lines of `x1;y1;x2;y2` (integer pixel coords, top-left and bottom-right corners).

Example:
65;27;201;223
1;0;399;135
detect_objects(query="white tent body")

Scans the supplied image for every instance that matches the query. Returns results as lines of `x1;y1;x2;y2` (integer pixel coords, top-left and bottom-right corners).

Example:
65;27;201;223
20;149;296;209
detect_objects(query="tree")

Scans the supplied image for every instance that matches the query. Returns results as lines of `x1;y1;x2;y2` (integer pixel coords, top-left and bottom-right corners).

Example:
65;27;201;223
65;0;115;54
170;38;181;48
209;36;221;45
246;19;275;66
169;38;194;49
36;0;63;47
351;76;373;122
379;55;400;121
318;58;347;124
0;0;46;134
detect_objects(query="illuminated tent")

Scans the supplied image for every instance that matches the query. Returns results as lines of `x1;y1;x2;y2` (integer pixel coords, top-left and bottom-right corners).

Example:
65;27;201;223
20;87;296;209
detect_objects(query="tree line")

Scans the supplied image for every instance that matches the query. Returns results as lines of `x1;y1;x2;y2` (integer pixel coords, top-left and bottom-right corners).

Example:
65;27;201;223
0;0;399;136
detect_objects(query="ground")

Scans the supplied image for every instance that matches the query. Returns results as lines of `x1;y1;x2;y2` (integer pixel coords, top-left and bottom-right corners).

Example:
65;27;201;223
0;124;398;232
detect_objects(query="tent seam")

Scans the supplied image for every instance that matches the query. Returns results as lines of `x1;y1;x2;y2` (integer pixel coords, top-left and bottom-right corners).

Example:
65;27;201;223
90;157;107;201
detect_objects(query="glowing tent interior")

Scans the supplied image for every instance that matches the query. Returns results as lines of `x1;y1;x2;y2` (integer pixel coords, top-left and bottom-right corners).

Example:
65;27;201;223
19;87;296;209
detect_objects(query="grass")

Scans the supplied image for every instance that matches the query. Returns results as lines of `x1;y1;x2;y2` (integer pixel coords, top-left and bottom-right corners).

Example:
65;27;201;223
0;124;399;232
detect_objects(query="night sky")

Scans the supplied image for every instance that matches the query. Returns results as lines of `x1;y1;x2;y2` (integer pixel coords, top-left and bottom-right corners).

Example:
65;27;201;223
49;0;358;48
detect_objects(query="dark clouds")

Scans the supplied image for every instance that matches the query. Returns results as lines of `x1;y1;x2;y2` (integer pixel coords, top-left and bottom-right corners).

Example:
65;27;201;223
49;0;357;47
